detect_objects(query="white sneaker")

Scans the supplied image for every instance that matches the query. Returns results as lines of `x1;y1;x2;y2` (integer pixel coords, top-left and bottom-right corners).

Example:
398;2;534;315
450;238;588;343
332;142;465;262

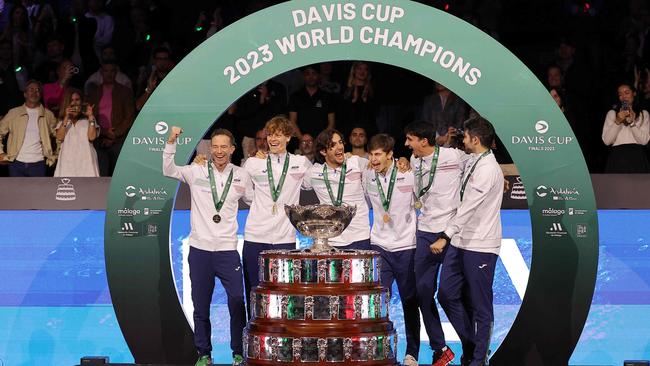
403;354;419;366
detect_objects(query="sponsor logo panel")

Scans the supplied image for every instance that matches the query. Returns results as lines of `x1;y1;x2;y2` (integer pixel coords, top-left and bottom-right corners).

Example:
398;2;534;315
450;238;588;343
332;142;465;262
545;222;568;238
511;120;574;152
131;121;193;152
536;185;580;201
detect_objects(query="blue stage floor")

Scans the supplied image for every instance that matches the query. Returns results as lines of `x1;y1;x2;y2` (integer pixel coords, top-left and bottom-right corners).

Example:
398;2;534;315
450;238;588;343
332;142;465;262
0;210;648;365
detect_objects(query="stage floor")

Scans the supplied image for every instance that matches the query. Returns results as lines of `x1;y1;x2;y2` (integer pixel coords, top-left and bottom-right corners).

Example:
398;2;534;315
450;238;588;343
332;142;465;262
3;209;649;365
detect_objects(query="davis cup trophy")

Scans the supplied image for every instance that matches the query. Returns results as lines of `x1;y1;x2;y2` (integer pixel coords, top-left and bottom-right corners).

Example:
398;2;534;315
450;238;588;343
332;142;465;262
243;204;399;365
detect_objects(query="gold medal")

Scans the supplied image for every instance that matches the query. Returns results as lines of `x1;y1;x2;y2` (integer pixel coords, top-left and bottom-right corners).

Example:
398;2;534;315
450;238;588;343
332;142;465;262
414;200;422;210
213;214;221;223
383;213;391;223
272;202;277;215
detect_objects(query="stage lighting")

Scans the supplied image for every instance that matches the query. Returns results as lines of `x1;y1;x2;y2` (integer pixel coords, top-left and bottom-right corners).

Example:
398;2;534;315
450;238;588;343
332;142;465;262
624;361;650;366
80;356;109;365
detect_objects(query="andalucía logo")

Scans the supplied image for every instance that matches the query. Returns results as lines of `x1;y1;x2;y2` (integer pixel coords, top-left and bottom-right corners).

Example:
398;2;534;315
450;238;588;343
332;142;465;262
511;120;573;152
535;185;580;201
131;121;192;152
124;185;169;201
125;185;136;197
139;187;168;201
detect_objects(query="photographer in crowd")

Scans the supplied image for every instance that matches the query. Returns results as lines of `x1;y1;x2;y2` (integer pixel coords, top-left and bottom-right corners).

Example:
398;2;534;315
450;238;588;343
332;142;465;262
54;88;99;177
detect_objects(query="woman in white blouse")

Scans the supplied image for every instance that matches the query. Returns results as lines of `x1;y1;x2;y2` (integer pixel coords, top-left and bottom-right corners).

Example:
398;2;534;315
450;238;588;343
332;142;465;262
602;83;650;173
54;88;100;177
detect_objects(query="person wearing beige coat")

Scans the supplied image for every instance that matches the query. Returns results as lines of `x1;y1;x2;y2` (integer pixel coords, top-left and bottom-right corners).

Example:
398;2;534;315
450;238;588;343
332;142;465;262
0;80;58;176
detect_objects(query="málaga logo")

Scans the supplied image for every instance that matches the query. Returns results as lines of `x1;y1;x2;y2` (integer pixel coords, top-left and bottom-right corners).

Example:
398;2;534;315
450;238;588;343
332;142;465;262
117;208;141;217
541;208;564;217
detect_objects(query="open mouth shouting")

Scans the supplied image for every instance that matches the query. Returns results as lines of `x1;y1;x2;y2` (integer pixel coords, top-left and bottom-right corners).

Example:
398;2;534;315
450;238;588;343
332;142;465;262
334;149;345;163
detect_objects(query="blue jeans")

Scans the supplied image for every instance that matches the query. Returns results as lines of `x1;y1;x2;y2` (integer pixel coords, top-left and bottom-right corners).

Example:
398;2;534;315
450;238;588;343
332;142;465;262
9;160;46;177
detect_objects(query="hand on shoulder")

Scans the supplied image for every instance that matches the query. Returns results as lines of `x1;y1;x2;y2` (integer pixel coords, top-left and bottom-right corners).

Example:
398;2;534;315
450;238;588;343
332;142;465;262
193;153;207;166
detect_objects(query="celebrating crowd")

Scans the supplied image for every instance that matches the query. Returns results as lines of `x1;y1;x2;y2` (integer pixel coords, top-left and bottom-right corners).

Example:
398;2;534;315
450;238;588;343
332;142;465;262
2;1;650;176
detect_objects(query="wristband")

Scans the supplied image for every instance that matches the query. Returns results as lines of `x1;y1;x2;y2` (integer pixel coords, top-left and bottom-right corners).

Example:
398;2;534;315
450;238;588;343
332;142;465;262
439;232;451;245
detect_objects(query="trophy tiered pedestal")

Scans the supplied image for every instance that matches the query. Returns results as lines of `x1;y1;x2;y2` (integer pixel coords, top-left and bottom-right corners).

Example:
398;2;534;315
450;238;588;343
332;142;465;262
243;205;398;365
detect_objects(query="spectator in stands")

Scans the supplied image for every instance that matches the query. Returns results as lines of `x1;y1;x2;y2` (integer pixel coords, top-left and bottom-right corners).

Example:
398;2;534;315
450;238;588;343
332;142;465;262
54;88;99;177
288;64;335;139
42;59;79;115
135;46;173;111
319;61;341;94
348;126;369;159
25;0;56;52
112;5;161;81
189;6;226;47
87;60;134;176
2;5;33;75
84;44;132;94
0;39;22;116
340;61;376;138
549;87;582;145
546;65;564;92
553;37;592;105
296;133;315;163
635;66;650;111
0;80;58;176
85;0;114;59
602;82;650;173
33;34;66;83
234;79;286;161
550;88;565;112
254;128;268;153
240;128;269;165
59;0;99;78
203;6;225;39
420;81;468;146
619;0;650;75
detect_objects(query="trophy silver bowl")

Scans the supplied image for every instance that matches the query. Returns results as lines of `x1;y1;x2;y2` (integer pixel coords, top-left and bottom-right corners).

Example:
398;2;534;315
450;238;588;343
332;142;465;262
285;204;357;252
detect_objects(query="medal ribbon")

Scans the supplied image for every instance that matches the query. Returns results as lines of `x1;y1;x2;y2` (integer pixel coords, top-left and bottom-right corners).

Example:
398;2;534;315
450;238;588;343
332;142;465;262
207;162;234;213
416;146;439;199
375;161;397;212
460;150;491;202
323;161;347;206
267;153;290;202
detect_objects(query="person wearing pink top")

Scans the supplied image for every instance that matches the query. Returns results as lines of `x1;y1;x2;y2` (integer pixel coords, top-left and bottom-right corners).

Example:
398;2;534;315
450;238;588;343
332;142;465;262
42;59;77;116
86;60;134;176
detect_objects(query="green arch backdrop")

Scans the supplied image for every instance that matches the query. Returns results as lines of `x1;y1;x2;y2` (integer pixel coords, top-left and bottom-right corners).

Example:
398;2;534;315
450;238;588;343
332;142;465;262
105;1;599;364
